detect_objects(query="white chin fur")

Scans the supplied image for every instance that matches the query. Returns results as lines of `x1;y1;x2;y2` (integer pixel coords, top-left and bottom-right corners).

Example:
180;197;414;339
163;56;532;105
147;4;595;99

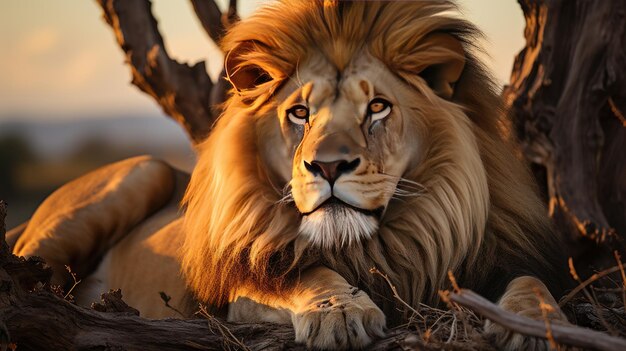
298;205;379;249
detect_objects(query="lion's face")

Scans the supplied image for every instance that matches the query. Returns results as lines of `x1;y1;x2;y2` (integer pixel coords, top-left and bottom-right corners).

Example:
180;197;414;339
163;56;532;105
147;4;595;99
267;53;428;248
216;2;469;251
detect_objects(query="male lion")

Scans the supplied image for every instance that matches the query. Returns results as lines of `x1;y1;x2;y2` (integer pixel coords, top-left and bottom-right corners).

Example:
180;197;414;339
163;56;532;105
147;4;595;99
13;1;570;349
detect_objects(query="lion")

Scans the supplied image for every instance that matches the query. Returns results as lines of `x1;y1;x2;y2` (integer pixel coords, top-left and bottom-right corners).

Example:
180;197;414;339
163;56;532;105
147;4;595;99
12;1;571;349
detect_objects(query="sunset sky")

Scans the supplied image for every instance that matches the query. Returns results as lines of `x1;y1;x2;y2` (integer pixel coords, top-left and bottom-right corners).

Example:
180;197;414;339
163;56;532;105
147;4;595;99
0;0;525;122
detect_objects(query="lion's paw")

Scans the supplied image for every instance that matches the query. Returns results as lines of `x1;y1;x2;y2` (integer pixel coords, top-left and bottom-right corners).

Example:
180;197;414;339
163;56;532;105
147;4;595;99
292;288;385;350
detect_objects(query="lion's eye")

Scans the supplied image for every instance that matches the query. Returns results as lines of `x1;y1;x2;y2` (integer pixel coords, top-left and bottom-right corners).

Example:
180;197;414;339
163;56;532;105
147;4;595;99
287;105;309;125
368;98;392;122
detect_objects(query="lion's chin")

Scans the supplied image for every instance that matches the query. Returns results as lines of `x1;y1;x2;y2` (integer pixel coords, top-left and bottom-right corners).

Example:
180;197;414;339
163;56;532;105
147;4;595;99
298;202;379;249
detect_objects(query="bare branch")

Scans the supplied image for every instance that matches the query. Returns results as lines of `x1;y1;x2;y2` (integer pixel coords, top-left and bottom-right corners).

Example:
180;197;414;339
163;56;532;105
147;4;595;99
188;0;239;111
443;289;626;351
189;0;228;44
227;0;240;26
189;0;238;45
560;261;622;307
96;0;215;144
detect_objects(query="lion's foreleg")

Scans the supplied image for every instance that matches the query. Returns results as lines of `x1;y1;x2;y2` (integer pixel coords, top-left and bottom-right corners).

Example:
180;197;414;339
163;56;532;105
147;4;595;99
485;276;569;350
229;266;385;350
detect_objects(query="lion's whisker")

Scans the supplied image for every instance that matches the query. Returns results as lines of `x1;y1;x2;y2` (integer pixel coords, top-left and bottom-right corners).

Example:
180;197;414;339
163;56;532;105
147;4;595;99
377;174;427;198
397;178;427;190
274;181;295;205
276;195;295;205
393;189;424;197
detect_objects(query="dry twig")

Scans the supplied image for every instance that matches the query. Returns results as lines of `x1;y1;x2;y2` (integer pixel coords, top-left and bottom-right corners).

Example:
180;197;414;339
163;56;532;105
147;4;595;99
533;287;557;350
158;291;185;318
369;267;423;319
371;267;485;348
63;265;81;301
197;304;251;351
563;258;618;334
560;261;622;306
614;251;626;309
608;97;626;127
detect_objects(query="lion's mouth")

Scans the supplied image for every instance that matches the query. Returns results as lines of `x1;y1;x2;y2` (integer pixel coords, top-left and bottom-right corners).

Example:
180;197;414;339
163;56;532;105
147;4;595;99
301;197;384;218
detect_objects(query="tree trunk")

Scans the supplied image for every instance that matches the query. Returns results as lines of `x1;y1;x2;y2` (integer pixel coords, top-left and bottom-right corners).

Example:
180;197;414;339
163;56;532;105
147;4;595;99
503;0;626;268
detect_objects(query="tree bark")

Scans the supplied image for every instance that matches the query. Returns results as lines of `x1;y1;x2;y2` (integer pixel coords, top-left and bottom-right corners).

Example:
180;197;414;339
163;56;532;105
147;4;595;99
503;0;626;267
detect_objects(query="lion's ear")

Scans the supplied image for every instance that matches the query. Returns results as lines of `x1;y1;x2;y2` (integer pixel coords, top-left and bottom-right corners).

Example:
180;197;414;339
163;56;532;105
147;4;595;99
418;33;466;100
225;42;272;92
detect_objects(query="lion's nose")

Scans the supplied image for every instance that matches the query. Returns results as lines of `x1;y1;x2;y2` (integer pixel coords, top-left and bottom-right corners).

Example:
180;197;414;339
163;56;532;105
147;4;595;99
304;158;361;185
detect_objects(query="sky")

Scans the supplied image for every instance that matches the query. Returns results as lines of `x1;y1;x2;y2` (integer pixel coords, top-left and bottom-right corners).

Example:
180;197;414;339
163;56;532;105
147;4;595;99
0;0;525;122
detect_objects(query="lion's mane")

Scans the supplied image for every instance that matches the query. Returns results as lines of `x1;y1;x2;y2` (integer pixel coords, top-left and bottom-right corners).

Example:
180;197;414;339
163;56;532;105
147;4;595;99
182;0;564;321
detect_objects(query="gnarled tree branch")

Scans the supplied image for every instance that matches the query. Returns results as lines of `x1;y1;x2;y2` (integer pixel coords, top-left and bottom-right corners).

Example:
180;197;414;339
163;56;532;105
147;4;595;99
96;0;232;144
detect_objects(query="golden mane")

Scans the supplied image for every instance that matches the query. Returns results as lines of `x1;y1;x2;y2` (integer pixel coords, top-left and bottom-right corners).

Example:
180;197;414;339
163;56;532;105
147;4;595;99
182;0;564;321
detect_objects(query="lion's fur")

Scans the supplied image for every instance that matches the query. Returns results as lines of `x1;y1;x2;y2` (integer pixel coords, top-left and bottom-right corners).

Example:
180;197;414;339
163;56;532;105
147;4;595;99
182;0;565;323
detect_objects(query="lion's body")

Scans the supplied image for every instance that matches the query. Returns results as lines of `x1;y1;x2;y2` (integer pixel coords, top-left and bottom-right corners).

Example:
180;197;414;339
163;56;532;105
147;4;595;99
75;202;191;319
13;1;570;349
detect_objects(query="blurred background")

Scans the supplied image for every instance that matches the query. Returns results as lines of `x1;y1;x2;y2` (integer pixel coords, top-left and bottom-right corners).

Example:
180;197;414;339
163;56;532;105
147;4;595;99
0;0;524;229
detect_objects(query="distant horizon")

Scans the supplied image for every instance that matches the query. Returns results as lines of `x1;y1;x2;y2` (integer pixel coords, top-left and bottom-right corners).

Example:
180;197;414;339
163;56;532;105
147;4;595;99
0;111;170;124
0;114;193;161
